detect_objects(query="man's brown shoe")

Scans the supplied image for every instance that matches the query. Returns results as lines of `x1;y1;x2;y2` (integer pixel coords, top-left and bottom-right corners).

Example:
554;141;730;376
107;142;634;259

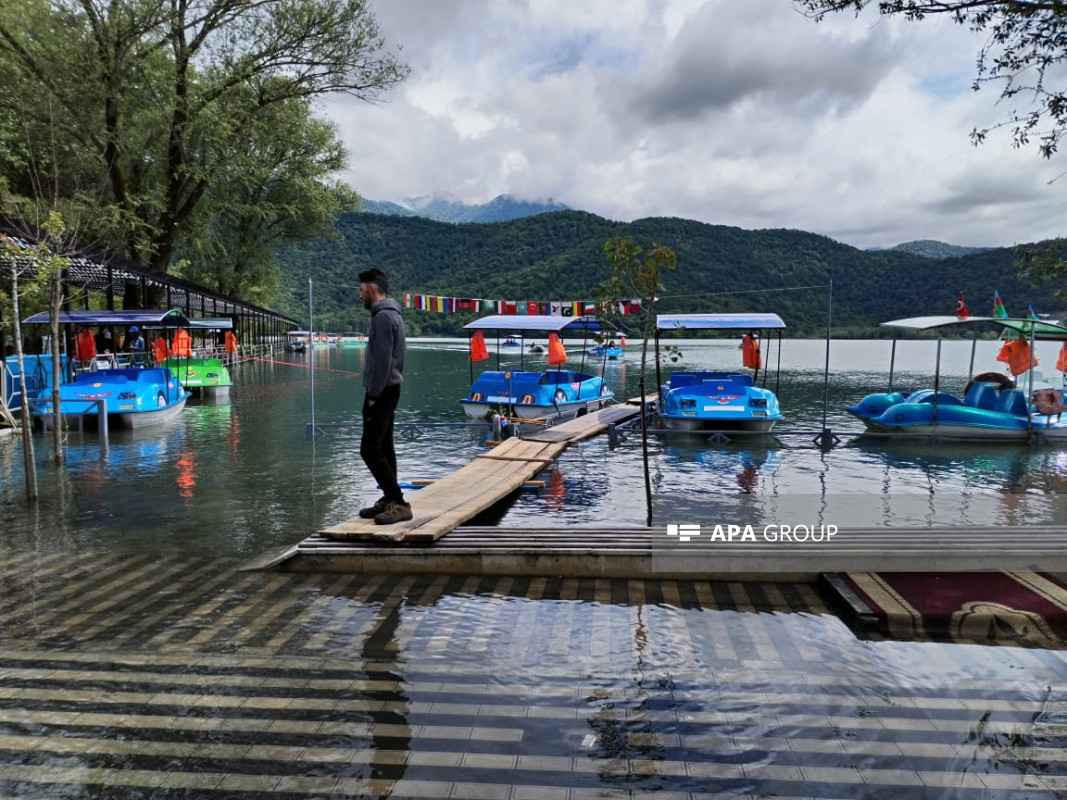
358;497;389;519
374;501;413;525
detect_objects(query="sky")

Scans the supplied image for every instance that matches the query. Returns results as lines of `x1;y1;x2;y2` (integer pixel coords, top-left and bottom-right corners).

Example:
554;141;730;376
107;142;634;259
321;0;1067;250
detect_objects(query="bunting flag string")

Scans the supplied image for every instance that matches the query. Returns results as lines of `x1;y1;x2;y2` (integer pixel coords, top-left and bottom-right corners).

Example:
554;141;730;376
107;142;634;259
400;293;644;315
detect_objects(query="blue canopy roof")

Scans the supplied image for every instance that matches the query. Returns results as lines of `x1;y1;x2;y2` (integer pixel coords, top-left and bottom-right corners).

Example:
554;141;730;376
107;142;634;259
23;309;190;327
656;313;786;331
464;314;609;332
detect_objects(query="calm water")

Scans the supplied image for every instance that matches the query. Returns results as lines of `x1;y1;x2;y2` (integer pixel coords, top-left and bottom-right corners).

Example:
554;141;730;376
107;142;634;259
3;336;1067;557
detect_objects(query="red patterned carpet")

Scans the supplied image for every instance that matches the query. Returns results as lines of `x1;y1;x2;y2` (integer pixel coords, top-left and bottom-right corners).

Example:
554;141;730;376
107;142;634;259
823;571;1067;646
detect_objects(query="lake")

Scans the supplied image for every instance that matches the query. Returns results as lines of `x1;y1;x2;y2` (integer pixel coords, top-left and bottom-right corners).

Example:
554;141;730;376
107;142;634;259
3;335;1066;557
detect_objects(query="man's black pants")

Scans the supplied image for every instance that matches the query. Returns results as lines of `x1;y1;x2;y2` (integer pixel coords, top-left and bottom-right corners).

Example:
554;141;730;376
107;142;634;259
361;383;404;503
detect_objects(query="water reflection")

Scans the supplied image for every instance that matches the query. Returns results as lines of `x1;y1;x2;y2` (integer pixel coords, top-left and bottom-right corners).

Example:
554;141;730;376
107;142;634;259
361;602;410;796
4;339;1067;557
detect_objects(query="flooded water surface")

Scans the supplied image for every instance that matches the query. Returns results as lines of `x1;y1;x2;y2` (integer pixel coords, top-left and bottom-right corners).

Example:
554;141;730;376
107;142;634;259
1;336;1067;798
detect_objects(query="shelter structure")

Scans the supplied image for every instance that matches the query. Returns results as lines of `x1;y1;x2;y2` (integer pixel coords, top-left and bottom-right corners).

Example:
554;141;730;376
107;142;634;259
0;217;299;356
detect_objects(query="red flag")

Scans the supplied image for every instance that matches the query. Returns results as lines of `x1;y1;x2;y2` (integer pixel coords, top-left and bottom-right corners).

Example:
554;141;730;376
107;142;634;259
956;291;969;319
470;330;489;362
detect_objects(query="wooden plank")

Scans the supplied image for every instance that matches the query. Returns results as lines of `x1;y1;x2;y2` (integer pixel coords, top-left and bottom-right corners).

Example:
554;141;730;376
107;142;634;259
314;403;644;547
322;455;538;543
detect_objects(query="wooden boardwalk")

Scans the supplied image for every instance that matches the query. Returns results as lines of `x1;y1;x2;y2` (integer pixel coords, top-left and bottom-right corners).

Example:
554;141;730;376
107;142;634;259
278;524;1067;579
317;401;649;544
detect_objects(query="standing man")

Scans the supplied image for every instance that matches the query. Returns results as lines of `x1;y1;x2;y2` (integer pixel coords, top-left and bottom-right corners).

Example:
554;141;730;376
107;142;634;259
357;268;411;525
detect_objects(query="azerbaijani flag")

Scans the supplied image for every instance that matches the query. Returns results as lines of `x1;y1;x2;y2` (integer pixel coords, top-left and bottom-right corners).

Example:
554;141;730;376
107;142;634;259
994;291;1008;318
1028;304;1040;321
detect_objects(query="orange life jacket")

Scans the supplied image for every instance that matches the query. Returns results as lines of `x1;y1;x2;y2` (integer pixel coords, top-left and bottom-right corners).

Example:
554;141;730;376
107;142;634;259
171;327;192;357
1003;338;1038;376
1057;343;1067;374
547;333;567;366
224;330;238;354
75;330;97;362
152;337;168;365
741;334;761;370
470;330;489;362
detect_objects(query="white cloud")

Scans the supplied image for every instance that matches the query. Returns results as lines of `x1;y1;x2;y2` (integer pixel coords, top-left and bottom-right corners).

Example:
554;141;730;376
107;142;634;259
326;0;1067;248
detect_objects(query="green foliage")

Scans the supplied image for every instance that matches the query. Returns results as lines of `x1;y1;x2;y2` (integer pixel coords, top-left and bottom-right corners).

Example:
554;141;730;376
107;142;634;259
0;0;407;286
887;240;992;259
176;96;359;305
797;1;1067;157
1016;238;1067;302
276;209;1064;336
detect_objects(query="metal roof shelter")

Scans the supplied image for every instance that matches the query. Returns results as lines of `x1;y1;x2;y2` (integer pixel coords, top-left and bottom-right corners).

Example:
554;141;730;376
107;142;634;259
0;217;298;350
23;309;191;327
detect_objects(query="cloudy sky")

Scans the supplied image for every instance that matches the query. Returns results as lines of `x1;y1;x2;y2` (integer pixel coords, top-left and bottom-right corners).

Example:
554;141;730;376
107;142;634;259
321;0;1067;250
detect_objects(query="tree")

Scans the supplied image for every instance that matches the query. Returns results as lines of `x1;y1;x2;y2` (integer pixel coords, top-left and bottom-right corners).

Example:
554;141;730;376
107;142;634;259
797;1;1067;157
599;237;677;527
177;94;359;305
0;0;407;277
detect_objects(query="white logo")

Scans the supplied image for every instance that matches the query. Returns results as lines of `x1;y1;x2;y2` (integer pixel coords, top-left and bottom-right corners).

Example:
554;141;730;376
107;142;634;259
666;523;701;542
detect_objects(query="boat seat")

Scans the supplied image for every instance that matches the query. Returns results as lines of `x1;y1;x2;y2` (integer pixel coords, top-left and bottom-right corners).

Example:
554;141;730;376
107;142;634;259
726;374;754;387
964;382;998;411
912;390;962;406
668;373;701;389
995;389;1028;416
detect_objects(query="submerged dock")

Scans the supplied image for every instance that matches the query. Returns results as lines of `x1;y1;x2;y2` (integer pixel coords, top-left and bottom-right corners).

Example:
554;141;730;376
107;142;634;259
279;524;1067;579
315;400;651;544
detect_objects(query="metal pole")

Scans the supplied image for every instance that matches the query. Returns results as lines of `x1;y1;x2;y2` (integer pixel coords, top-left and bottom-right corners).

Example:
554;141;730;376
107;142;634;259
308;280;315;434
97;398;108;447
932;335;943;425
968;329;977;381
888;339;897;393
821;280;832;431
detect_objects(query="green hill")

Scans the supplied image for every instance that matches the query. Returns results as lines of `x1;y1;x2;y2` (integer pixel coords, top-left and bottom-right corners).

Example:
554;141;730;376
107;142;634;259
276;210;1057;337
882;239;992;259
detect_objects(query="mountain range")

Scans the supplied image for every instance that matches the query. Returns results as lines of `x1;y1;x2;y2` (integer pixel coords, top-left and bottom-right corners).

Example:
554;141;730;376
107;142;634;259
276;208;1059;337
360;192;570;224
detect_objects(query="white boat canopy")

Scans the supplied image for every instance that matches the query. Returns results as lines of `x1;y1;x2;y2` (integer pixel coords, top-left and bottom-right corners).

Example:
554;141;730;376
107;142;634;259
464;314;608;332
880;315;995;330
880;315;1067;339
23;309;190;327
656;313;786;331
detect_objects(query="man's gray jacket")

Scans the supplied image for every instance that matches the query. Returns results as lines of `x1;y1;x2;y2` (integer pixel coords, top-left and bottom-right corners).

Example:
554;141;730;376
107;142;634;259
362;297;406;398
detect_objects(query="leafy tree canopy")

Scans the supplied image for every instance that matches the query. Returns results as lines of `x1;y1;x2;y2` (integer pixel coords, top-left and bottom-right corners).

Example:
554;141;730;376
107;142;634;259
797;1;1067;157
0;0;407;284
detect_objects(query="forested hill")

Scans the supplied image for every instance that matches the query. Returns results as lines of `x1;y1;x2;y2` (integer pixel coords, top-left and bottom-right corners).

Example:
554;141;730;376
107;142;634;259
275;210;1056;336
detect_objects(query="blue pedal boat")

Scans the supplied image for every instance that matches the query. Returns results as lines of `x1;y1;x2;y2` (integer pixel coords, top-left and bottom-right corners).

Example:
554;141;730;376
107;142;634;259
847;315;1067;442
655;313;787;432
588;343;624;359
23;309;193;429
461;315;614;422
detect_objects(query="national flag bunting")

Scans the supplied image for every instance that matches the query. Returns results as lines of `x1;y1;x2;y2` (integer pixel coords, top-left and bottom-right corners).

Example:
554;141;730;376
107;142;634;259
400;290;645;315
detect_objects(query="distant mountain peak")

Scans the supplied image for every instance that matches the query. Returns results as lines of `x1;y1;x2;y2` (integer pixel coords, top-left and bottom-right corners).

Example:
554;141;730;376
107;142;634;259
361;192;569;224
875;239;992;259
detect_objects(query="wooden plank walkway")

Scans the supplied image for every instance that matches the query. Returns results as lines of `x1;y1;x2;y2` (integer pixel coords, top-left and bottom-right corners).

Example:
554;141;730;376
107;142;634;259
317;401;649;544
279;525;1067;579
